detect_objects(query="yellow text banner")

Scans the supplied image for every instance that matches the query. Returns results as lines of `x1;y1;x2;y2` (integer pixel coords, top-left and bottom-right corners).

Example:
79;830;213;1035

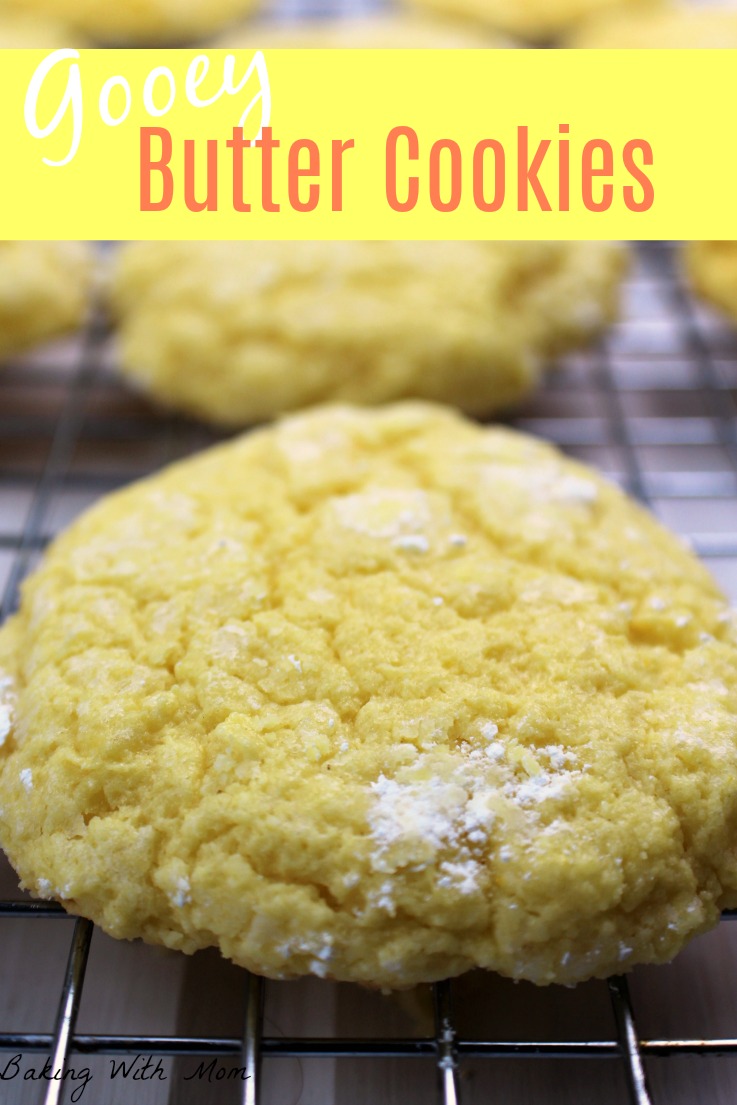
0;48;734;239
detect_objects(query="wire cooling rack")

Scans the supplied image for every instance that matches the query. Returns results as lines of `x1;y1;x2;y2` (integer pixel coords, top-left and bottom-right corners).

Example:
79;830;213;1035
2;241;737;1105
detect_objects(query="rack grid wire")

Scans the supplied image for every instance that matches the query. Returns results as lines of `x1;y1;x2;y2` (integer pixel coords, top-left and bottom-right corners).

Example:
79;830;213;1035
2;241;737;1105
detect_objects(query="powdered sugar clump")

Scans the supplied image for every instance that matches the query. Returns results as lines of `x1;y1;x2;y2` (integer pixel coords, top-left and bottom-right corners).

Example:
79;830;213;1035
333;489;436;541
0;673;16;748
366;755;500;896
553;476;598;505
393;535;430;554
170;877;191;908
366;736;582;894
275;932;334;975
368;771;487;869
504;772;575;807
0;705;11;748
439;859;482;894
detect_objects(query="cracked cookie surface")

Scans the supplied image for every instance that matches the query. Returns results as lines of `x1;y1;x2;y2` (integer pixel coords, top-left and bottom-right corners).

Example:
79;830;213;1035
1;402;736;988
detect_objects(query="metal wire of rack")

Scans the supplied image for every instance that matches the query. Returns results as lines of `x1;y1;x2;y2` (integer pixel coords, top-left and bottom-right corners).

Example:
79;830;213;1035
2;241;737;1105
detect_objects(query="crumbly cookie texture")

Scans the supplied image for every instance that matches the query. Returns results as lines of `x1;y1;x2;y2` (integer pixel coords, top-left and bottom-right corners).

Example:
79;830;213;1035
570;4;737;46
111;241;625;426
0;10;86;44
405;0;661;41
215;11;514;47
1;402;737;989
0;0;258;43
685;242;737;324
0;242;93;360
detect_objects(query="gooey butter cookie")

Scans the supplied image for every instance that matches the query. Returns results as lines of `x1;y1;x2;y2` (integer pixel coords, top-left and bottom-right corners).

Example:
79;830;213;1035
1;404;736;988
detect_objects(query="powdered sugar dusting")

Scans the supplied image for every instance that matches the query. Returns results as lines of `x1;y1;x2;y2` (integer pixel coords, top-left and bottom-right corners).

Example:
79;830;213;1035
439;859;482;894
0;705;11;748
503;771;576;807
0;673;16;748
369;772;473;864
366;737;583;900
393;534;430;554
275;932;334;974
170;876;191;908
553;475;598;505
365;764;499;911
541;745;578;771
333;489;436;541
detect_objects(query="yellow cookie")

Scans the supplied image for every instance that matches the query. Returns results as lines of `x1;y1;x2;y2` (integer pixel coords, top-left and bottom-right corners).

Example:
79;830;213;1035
405;0;661;42
1;402;736;989
0;242;94;360
0;0;258;44
571;4;737;46
215;11;514;47
111;240;625;426
685;241;737;324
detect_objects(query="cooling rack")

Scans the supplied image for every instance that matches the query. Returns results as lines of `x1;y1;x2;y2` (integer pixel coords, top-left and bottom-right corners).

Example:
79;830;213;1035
2;241;737;1105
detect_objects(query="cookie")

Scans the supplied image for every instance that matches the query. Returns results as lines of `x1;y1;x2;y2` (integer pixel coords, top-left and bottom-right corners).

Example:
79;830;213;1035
0;10;86;44
0;242;93;360
1;402;736;989
570;5;737;46
685;241;737;324
0;0;258;44
111;241;625;426
405;0;661;42
216;11;514;47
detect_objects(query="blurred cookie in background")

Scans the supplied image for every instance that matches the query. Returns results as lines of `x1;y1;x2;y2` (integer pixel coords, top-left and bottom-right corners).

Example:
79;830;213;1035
0;242;94;360
685;241;737;327
404;0;662;43
0;0;260;44
572;9;737;333
216;10;516;46
570;4;737;46
110;240;626;426
0;9;87;44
